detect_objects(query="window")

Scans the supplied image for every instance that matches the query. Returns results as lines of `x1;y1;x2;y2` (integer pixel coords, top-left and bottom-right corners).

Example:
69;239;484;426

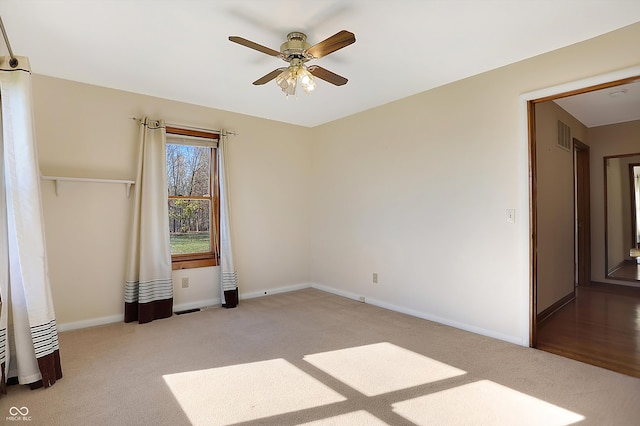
166;126;220;269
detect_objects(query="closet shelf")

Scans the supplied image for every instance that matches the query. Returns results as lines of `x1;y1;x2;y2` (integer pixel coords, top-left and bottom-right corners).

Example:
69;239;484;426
41;176;136;197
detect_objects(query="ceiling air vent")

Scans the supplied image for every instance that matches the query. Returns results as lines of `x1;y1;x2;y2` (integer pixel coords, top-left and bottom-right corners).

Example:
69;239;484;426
557;120;571;151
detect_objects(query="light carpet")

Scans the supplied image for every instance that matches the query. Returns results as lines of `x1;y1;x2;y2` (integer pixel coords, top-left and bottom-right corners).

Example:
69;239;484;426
2;288;639;425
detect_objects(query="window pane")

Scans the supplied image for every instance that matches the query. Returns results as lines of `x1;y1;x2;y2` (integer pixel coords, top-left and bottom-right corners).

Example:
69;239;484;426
169;199;211;254
166;144;211;196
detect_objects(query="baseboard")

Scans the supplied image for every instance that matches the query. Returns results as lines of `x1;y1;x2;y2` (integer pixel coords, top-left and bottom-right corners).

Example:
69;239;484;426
57;314;123;332
311;282;525;346
591;279;640;289
310;283;362;302
60;281;523;345
173;298;220;312
608;259;636;275
590;281;640;291
57;299;220;332
56;285;312;332
240;282;311;300
537;291;575;324
175;283;313;309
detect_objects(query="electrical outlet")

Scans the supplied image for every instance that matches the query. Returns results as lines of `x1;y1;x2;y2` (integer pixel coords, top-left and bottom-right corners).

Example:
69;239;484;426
181;277;189;288
373;273;378;284
359;296;366;303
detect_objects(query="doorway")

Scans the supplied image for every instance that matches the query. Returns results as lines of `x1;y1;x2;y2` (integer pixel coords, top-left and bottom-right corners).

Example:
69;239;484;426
537;140;640;377
528;74;640;376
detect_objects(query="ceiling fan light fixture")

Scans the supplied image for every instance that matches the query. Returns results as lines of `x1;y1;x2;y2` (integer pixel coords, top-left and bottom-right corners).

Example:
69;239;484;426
275;65;317;98
298;66;317;93
276;69;291;90
284;79;296;97
276;68;297;97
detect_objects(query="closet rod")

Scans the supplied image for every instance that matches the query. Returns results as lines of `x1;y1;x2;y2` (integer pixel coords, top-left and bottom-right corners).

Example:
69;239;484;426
0;16;18;68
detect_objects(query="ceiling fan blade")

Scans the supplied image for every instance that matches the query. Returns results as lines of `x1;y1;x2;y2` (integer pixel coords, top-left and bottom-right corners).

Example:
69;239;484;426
308;66;348;86
229;36;281;57
253;68;286;85
306;30;355;59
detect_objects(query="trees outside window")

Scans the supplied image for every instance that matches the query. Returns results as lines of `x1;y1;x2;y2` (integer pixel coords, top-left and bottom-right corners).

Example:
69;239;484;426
166;127;219;269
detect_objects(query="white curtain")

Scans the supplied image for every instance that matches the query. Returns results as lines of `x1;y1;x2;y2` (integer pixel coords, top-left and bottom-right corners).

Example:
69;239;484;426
124;118;173;323
0;56;62;394
219;130;238;307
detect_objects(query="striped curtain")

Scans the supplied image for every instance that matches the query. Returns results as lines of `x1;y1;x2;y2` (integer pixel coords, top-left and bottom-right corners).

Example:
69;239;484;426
219;131;239;308
124;118;173;323
0;56;62;395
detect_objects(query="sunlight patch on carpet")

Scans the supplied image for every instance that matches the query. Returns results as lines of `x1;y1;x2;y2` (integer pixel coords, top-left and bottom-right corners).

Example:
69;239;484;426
163;358;346;425
303;342;466;396
298;410;389;425
392;380;585;425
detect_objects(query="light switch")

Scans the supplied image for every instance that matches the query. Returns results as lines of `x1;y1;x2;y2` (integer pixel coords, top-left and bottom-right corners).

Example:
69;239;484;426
506;209;516;224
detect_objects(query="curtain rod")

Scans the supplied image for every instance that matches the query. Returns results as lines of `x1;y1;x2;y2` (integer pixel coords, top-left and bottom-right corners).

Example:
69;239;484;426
129;117;238;136
0;16;18;68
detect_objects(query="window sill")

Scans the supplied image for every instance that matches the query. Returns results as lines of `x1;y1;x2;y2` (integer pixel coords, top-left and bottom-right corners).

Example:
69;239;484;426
172;255;219;270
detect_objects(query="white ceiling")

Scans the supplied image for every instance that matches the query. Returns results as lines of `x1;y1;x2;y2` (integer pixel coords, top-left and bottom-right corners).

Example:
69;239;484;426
1;0;639;127
554;81;640;128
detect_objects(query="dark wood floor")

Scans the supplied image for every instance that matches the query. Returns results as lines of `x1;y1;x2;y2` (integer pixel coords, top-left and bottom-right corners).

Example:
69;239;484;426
608;261;640;281
536;283;640;378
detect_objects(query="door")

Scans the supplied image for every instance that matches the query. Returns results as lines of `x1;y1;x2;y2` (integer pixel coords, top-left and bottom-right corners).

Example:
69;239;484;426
574;139;590;287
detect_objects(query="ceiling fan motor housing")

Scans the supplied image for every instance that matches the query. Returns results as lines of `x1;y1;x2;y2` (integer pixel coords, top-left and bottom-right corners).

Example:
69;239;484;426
281;32;311;61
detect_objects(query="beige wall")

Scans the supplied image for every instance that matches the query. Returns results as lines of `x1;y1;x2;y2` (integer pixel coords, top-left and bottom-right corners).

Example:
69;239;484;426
309;22;640;344
534;101;587;313
589;120;640;286
33;75;313;329
30;22;640;343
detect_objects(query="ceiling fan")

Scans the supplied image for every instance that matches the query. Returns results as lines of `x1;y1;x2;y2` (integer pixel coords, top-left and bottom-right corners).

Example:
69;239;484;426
228;30;356;97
